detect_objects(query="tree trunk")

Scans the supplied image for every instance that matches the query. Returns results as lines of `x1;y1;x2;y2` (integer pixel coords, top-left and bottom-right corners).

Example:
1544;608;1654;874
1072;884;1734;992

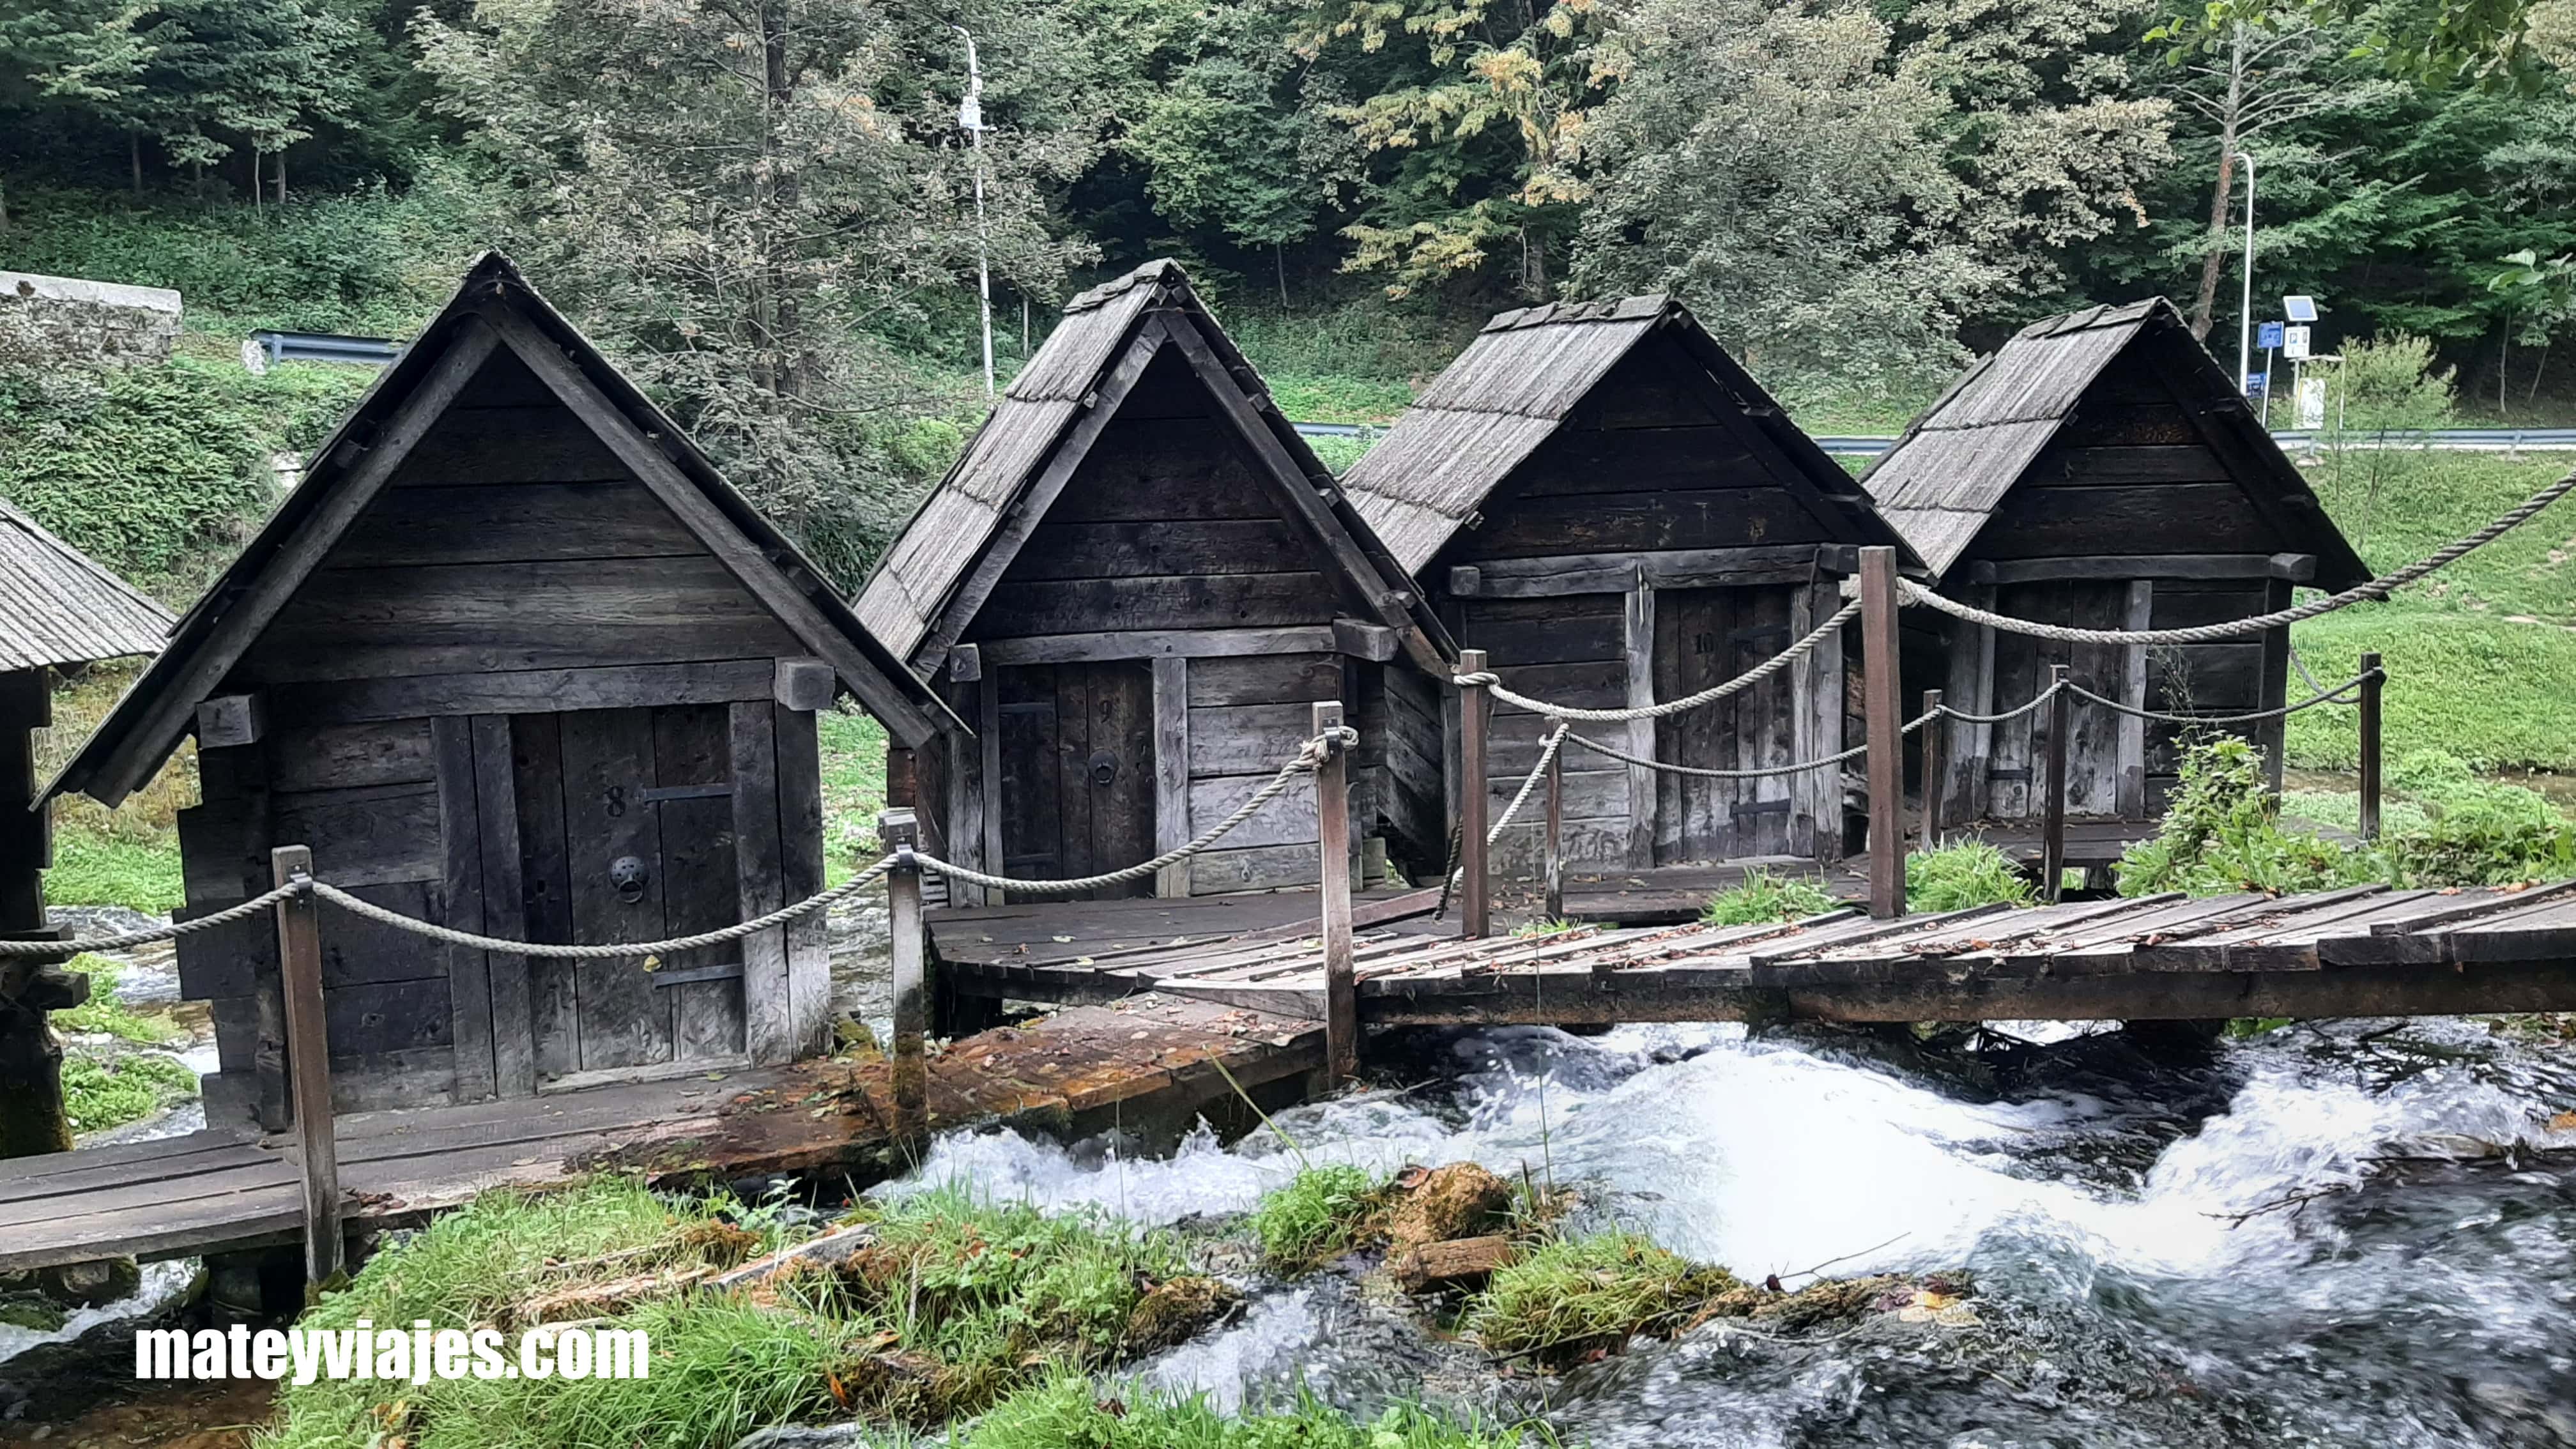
1277;243;1288;310
2188;33;2246;342
130;133;142;195
1522;227;1550;302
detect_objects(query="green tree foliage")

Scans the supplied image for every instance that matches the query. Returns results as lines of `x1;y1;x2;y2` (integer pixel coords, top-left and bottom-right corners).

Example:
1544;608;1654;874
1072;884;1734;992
414;0;1103;581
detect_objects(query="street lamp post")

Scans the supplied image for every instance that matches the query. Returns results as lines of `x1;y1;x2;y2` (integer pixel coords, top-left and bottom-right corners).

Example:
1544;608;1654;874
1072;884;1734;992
954;25;995;399
2235;149;2256;397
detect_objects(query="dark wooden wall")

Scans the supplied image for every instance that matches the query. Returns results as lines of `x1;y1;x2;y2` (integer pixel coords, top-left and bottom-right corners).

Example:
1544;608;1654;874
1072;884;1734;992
1932;343;2300;825
175;346;830;1126
1429;333;1850;871
945;348;1417;897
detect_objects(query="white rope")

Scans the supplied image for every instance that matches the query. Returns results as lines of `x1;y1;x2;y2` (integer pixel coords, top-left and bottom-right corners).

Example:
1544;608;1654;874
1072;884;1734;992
1563;709;1936;779
907;728;1356;896
0;882;308;956
316;860;896;959
1441;721;1569;889
1935;682;2069;726
1455;599;1859;722
1899;469;2576;645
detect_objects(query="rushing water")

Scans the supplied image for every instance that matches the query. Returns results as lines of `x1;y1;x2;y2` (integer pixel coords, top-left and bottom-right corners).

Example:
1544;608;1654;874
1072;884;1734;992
885;1016;2576;1448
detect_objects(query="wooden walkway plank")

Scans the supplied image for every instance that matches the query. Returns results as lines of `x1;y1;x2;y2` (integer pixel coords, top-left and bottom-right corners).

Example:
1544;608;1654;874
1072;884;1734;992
2319;882;2576;965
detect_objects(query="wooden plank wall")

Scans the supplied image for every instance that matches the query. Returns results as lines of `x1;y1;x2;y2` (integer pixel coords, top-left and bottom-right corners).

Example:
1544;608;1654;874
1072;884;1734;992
1457;595;1632;872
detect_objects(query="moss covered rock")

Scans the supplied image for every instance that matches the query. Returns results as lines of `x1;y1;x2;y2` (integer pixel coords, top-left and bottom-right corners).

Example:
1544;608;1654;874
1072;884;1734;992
1383;1163;1513;1250
1123;1274;1239;1352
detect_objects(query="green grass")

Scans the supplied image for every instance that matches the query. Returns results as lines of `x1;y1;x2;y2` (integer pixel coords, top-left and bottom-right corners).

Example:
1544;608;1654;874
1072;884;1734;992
955;1376;1544;1448
818;706;891;887
1262;371;1416;425
1248;1164;1386;1273
45;828;187;916
1462;1232;1739;1363
2305;451;2576;619
54;954;186;1045
1905;840;2034;912
59;1051;197;1135
1701;868;1839;926
2285;605;2576;771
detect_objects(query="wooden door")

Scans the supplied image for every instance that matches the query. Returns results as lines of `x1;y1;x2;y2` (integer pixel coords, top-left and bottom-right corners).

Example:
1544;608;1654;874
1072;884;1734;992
514;703;751;1078
1653;585;1799;863
993;663;1156;900
1986;581;2129;819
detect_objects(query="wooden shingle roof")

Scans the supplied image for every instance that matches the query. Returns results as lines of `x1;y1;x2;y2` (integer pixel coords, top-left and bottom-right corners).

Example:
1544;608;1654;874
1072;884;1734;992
0;498;171;670
855;260;1449;677
1859;298;2371;586
1340;296;1913;574
50;253;954;808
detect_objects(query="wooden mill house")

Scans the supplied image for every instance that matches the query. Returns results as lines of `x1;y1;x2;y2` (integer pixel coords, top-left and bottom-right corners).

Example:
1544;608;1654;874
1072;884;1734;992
1337;297;1919;873
47;255;954;1126
1860;299;2370;837
0;505;174;1157
857;261;1453;903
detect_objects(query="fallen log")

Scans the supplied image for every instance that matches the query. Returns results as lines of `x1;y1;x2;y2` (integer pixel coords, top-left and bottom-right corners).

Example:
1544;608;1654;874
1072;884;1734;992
1388;1234;1516;1293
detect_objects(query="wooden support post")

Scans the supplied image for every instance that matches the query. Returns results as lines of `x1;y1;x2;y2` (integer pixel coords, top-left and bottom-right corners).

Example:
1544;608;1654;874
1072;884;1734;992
879;810;927;1146
270;845;341;1291
1313;702;1358;1085
2358;651;2384;842
1542;737;1565;921
1920;689;1945;849
2043;666;2070;904
1153;657;1192;899
1456;650;1491;939
1860;548;1904;919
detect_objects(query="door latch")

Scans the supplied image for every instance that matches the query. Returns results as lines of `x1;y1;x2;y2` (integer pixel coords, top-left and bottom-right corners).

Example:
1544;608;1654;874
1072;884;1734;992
1088;750;1119;788
610;855;649;903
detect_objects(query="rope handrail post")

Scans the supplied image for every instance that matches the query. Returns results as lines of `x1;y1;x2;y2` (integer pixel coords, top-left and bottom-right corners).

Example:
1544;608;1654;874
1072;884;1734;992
1456;649;1492;940
1312;703;1358;1085
2043;668;2070;904
1542;733;1565;921
1920;689;1946;850
1860;547;1905;919
879;810;928;1147
270;844;341;1294
2359;652;2385;842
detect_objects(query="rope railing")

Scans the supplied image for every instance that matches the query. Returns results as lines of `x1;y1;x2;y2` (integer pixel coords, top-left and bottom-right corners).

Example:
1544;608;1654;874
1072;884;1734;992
1561;707;1940;779
1453;599;1859;723
0;880;309;955
2064;668;2380;726
1900;469;2575;646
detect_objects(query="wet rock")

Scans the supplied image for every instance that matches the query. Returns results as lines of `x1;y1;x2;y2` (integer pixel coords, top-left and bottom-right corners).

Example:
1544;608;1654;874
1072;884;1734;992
1389;1234;1517;1293
1124;1274;1240;1353
1382;1163;1513;1250
731;1423;864;1449
0;1294;65;1333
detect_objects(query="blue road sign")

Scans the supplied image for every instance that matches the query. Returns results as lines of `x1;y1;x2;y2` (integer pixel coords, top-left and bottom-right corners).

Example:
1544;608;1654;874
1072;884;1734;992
2246;371;2269;399
2257;321;2285;350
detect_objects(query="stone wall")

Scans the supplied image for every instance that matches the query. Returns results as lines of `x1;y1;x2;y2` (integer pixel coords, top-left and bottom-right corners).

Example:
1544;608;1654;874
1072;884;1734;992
0;272;183;370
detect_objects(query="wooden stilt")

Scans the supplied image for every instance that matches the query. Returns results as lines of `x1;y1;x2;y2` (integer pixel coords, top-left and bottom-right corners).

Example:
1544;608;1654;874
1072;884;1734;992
1542;737;1564;921
270;844;341;1291
2043;665;2069;903
1314;703;1357;1084
2358;651;2384;843
1457;650;1491;939
880;810;927;1145
1920;689;1945;848
1860;548;1905;919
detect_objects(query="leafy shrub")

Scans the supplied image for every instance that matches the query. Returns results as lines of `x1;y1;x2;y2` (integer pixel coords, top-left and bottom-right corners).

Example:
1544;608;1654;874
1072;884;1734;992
47;832;187;916
2117;737;2382;896
1702;867;1839;925
1905;841;2034;912
53;956;185;1045
60;1051;197;1135
1250;1164;1385;1271
1463;1232;1738;1363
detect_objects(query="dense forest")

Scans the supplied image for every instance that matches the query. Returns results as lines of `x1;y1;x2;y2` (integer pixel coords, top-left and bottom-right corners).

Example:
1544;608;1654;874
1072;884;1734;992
6;0;2576;577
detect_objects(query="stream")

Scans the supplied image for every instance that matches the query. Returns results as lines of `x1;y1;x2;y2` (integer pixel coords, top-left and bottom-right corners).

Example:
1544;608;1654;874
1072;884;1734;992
886;1015;2576;1448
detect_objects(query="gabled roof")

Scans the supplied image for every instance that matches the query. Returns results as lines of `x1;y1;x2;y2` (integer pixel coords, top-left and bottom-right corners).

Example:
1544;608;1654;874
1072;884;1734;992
1859;297;2372;586
51;252;954;808
0;497;172;670
1339;296;1916;574
857;259;1450;676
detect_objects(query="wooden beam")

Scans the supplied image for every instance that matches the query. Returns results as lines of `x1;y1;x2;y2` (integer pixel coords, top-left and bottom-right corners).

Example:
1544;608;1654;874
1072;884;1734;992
79;321;502;808
1457;650;1491;939
1621;573;1657;868
1314;702;1357;1084
270;845;341;1291
729;700;794;1064
1920;689;1945;848
1543;744;1564;920
971;625;1346;666
1982;553;2313;585
195;694;266;750
1860;548;1904;918
2043;664;2070;903
879;810;926;1146
1153;658;1191;899
1449;544;1851;599
772;657;834;712
943;703;985;910
2359;651;2384;842
468;715;534;1097
977;675;1004;907
479;305;947;751
264;659;777;726
946;644;983;682
1330;620;1401;663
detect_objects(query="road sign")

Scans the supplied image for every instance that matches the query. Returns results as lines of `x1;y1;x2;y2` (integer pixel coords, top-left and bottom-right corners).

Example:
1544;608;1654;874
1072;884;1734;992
2258;321;2285;350
2246;370;2268;399
2283;325;2312;360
